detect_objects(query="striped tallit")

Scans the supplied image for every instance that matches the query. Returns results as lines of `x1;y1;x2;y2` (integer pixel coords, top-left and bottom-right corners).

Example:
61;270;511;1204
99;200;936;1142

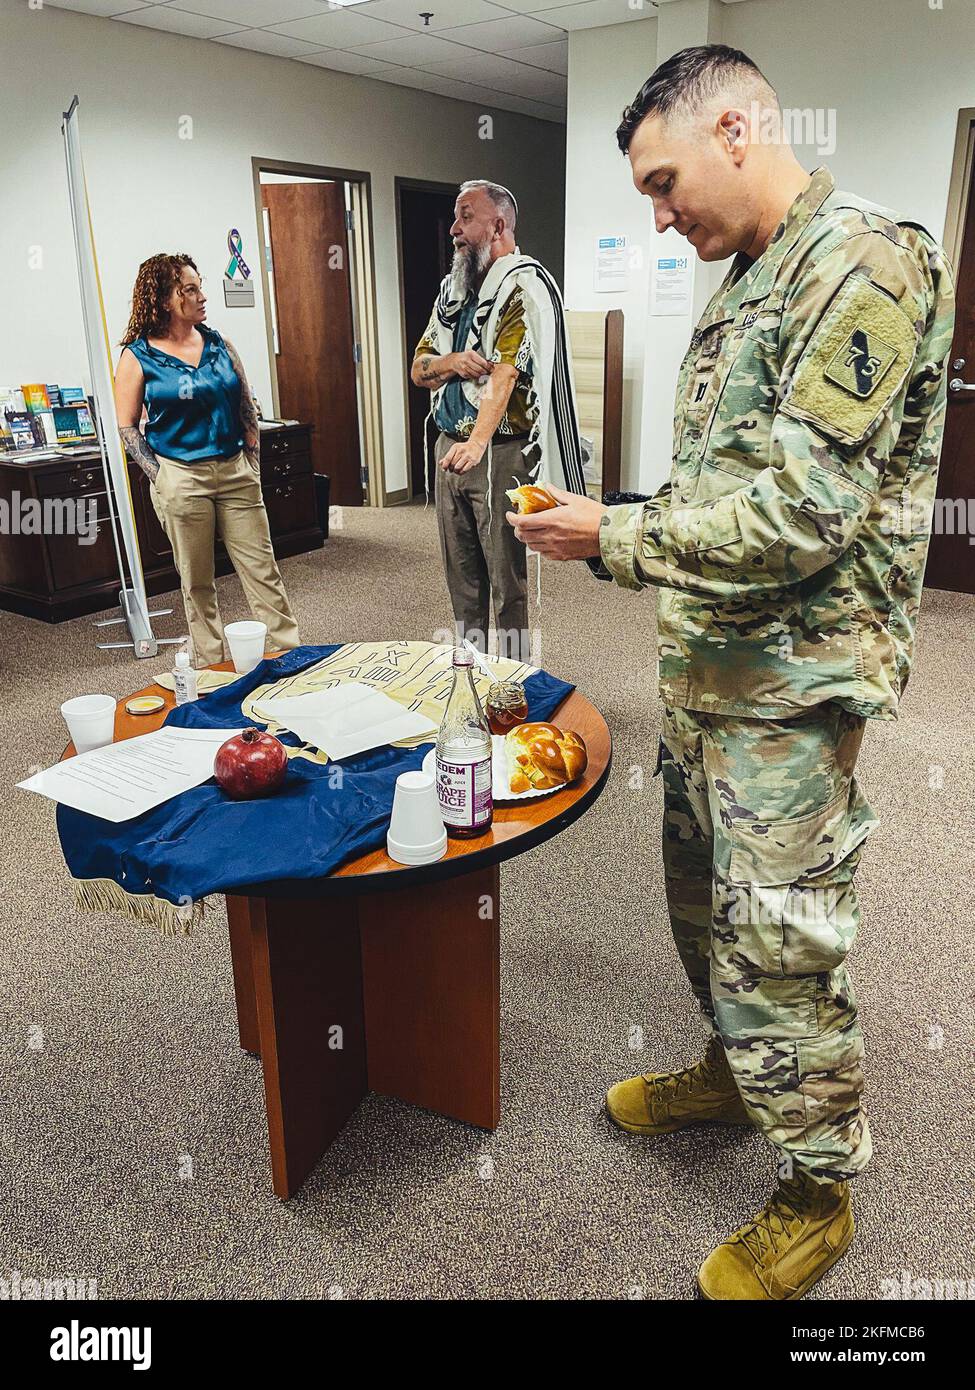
424;250;586;502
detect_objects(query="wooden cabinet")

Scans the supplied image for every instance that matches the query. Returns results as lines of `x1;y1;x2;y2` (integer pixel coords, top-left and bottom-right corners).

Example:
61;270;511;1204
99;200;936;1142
0;423;323;622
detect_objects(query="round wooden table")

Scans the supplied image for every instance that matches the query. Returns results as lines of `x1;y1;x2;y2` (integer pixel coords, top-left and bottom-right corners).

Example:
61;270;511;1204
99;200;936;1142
68;658;612;1199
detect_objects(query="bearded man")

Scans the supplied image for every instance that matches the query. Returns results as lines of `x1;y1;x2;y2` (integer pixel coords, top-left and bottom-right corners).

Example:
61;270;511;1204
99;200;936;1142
412;180;585;662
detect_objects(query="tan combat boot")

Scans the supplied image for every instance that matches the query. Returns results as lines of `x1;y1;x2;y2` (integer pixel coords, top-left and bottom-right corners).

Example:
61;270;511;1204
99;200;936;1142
605;1034;750;1135
697;1169;854;1300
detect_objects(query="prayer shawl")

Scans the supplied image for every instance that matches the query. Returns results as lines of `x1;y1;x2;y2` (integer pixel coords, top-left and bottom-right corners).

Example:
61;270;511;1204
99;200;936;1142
58;642;576;936
425;251;587;506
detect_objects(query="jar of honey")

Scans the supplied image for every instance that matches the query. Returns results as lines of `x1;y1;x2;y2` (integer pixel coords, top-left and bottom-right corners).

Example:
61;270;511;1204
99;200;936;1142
485;681;528;735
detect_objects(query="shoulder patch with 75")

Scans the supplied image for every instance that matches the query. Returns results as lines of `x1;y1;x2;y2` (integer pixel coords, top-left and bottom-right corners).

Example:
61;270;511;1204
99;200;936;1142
825;327;899;398
780;275;918;448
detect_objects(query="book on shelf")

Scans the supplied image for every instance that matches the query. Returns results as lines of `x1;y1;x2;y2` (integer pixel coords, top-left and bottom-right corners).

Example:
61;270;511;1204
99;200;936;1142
37;411;59;445
4;411;39;450
0;390;17;447
21;383;51;413
52;405;96;442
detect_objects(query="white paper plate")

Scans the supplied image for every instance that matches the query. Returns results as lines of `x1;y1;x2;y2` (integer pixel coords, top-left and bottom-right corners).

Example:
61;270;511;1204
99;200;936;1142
422;736;567;805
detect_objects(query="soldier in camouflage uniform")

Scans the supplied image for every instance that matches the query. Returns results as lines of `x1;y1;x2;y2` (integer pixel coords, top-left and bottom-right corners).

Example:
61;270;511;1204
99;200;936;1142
508;45;954;1299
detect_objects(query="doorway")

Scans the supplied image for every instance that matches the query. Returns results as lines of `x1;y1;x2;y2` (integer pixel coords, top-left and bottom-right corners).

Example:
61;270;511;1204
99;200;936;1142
253;161;383;508
397;180;458;500
927;110;975;593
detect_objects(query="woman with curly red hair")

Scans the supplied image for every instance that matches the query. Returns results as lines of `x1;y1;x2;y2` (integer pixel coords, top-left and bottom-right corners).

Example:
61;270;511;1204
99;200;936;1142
115;253;300;666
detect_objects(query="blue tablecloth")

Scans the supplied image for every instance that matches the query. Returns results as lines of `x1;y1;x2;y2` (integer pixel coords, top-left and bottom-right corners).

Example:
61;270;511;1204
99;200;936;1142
57;644;575;931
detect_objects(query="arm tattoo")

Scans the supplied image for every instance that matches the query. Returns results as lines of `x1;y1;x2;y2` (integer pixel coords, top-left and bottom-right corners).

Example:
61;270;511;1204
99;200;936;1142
223;337;260;449
119;425;159;483
416;354;452;389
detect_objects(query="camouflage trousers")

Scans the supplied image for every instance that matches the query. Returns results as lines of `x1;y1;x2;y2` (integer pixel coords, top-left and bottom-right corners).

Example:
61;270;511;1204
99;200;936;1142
659;702;879;1183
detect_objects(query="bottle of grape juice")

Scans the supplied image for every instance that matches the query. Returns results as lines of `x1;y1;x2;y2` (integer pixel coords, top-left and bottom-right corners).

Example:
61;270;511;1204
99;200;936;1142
435;647;494;838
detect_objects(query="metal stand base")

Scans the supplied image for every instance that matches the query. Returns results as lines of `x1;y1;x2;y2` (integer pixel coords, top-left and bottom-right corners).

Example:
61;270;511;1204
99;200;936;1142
94;588;184;657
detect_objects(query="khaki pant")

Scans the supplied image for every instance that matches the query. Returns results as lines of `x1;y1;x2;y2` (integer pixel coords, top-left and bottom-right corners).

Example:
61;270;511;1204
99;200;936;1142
151;450;300;668
434;432;534;663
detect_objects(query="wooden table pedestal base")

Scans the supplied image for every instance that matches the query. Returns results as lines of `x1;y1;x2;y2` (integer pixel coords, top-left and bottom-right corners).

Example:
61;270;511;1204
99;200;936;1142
226;863;500;1199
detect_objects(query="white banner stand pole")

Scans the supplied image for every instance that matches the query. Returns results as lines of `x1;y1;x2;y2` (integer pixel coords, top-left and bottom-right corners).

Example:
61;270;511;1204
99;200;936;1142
62;96;180;658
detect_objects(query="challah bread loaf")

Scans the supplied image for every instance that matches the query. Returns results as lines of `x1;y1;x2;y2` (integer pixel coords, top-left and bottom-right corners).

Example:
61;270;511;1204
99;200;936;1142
506;484;558;515
506;722;588;793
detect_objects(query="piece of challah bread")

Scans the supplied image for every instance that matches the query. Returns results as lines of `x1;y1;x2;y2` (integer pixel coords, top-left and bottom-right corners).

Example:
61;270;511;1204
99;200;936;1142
506;722;588;793
506;484;558;515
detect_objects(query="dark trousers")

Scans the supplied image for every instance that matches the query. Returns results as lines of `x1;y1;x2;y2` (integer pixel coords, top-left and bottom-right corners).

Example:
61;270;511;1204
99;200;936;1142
434;432;535;663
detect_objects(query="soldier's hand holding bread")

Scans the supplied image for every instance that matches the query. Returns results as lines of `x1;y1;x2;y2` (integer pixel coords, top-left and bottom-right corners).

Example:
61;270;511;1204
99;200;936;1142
506;484;559;515
505;482;605;561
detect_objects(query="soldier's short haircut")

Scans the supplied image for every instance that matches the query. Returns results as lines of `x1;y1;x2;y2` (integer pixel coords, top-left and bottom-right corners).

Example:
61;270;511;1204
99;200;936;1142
616;44;776;153
458;180;518;233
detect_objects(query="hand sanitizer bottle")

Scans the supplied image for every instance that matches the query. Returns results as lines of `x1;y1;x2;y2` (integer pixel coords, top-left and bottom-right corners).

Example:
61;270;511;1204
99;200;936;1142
173;647;198;706
435;646;493;837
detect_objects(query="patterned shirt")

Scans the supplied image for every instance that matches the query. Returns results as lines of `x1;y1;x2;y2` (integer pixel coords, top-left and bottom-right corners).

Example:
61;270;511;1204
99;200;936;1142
597;167;955;721
414;288;535;439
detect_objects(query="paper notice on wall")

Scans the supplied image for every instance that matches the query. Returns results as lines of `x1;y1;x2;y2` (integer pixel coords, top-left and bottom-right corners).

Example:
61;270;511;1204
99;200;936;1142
594;236;628;293
651;253;694;316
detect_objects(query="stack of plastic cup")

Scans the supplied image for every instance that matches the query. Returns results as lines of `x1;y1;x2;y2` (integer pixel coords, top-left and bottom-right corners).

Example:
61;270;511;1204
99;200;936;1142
386;770;448;865
224;620;268;674
60;694;117;753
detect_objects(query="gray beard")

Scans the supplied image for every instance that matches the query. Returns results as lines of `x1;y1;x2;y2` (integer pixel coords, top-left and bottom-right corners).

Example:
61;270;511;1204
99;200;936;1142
451;241;492;297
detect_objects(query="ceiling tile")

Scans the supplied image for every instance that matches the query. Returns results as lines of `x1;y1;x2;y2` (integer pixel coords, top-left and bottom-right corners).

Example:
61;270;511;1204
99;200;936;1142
211;29;328;58
420;48;564;96
45;0;153;15
370;67;478;100
476;92;566;123
497;65;567;101
370;68;517;113
371;67;563;122
169;0;326;26
468;0;574;12
418;49;528;80
358;0;511;30
532;0;658;30
112;5;241;38
348;32;479;65
512;40;568;73
439;14;564;53
264;9;412;48
294;49;405;76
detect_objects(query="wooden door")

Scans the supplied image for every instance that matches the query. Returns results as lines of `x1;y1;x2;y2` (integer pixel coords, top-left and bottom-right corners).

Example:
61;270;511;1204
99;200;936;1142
399;185;456;498
926;138;975;593
261;181;363;507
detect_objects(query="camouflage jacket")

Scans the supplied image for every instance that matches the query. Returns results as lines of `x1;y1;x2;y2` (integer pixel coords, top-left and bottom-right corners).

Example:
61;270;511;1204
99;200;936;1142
598;167;955;719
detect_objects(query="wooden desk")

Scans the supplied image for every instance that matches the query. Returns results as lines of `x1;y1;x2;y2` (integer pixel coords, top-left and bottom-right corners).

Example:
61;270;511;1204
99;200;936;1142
0;423;322;623
66;663;612;1199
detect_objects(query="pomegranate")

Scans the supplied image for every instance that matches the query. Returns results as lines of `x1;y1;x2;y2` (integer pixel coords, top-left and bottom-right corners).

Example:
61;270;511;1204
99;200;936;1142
214;728;288;800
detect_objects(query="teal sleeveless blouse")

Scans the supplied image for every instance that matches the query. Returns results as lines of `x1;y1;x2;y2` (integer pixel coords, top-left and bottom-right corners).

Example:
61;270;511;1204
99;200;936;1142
125;324;244;463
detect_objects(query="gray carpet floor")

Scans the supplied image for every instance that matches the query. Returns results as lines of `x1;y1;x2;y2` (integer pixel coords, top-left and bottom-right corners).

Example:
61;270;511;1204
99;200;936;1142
1;500;973;1301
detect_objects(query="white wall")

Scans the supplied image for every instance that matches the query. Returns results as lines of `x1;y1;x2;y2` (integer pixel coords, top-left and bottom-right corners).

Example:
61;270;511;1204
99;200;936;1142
724;0;975;241
563;16;658;489
0;0;566;499
564;0;975;492
637;0;726;491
